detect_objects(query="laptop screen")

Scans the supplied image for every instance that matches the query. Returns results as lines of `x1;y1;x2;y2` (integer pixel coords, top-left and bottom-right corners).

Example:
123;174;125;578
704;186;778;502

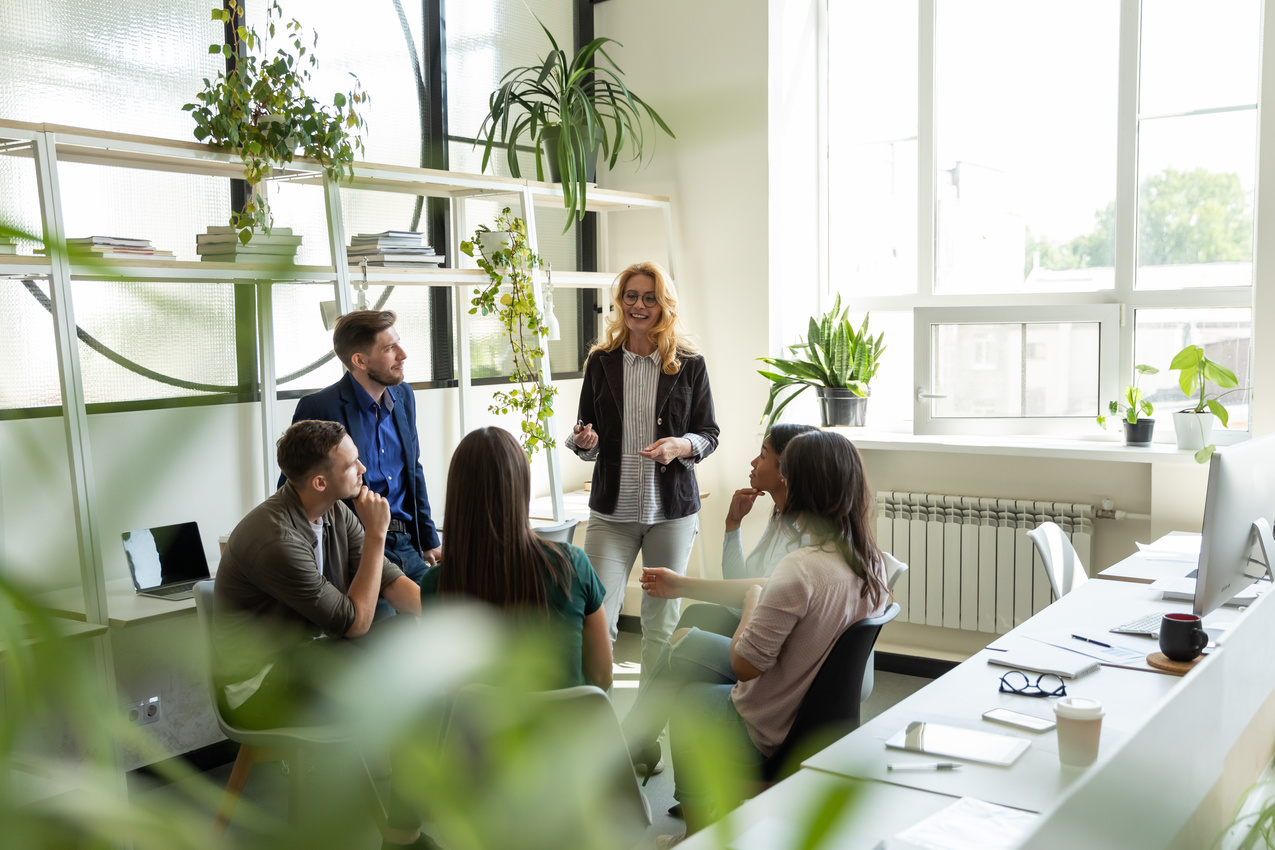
122;522;210;591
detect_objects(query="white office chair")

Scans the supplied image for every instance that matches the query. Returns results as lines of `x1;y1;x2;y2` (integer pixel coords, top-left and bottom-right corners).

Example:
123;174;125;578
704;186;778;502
532;518;580;545
441;683;651;849
1026;521;1088;600
192;581;384;835
861;554;909;703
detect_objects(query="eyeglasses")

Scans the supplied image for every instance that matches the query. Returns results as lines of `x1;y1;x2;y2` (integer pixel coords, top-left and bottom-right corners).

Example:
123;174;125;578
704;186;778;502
622;291;660;308
998;671;1067;698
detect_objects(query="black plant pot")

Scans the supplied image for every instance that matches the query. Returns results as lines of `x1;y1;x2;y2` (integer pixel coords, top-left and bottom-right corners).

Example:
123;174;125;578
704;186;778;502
541;124;602;184
817;387;869;427
1123;418;1155;447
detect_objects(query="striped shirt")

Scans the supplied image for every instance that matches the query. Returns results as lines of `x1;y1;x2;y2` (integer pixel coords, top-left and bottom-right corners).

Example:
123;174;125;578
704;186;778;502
571;347;710;524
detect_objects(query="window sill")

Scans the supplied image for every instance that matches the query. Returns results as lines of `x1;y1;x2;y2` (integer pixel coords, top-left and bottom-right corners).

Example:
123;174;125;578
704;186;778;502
828;427;1208;465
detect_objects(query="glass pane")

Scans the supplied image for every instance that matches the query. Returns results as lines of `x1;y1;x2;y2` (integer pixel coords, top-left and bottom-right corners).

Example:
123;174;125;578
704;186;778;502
1136;111;1256;288
828;0;918;296
935;0;1119;293
272;283;438;393
0;279;61;409
0;414;80;591
339;187;438;254
862;310;912;430
0;0;223;140
1135;308;1251;431
445;0;574;144
69;280;237;403
932;322;1099;418
1140;0;1260;116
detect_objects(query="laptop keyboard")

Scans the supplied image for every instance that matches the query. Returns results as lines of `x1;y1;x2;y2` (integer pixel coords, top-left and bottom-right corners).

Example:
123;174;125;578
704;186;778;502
145;582;196;598
1110;612;1162;636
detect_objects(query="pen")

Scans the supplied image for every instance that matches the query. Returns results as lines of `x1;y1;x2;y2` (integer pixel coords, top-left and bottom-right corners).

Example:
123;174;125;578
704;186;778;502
1072;634;1112;648
886;762;962;771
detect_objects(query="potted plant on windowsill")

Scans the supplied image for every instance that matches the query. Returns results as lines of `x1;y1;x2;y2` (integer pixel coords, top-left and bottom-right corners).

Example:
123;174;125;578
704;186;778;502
1169;344;1245;464
476;15;673;233
183;0;369;243
757;295;885;429
1097;364;1158;446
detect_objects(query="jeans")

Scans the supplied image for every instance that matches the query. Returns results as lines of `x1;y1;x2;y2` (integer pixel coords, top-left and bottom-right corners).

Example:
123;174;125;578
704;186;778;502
584;513;699;685
676;603;743;637
376;529;428;621
619;628;761;808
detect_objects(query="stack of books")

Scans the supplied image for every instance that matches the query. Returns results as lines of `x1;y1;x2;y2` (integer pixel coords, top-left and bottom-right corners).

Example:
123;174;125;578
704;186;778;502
0;235;16;255
346;231;444;267
197;227;302;262
53;236;175;260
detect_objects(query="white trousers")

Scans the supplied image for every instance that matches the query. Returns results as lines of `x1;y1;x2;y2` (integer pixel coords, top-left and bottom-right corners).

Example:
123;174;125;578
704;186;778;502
583;513;700;684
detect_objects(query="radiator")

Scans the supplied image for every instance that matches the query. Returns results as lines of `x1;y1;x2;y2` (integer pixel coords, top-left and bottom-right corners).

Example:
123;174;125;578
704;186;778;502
874;492;1094;634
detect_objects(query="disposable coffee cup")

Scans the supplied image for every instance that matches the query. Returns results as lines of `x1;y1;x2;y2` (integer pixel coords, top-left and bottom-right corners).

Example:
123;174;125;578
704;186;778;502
1054;696;1104;766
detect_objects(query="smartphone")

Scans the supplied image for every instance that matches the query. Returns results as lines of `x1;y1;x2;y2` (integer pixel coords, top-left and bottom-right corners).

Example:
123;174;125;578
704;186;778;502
982;707;1056;732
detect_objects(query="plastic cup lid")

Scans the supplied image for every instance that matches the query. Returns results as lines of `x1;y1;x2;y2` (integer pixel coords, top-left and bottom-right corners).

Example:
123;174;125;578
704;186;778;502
1054;696;1104;720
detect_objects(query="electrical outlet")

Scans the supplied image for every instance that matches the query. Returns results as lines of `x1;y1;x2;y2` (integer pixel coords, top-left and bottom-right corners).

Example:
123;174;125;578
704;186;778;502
126;696;162;727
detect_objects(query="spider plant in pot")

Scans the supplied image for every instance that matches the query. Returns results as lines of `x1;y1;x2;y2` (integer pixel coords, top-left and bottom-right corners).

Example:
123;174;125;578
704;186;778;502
476;15;674;233
1169;344;1245;463
1097;364;1158;446
757;295;884;429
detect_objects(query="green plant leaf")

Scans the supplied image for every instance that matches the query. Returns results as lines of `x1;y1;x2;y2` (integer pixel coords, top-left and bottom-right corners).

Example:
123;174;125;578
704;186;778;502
1196;445;1215;464
1202;359;1239;388
1206;398;1229;428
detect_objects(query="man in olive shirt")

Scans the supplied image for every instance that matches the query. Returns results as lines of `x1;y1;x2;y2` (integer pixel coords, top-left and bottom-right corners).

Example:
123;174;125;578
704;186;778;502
214;420;431;848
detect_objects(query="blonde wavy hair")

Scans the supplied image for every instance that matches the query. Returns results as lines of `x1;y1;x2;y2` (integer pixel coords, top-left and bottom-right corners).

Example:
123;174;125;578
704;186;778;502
589;261;698;375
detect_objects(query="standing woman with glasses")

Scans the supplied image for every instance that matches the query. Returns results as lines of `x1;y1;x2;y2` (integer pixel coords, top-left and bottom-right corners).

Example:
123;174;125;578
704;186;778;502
569;262;719;707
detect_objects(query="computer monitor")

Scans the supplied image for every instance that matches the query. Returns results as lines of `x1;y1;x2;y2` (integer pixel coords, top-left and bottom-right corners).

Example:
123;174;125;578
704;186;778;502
1194;434;1275;617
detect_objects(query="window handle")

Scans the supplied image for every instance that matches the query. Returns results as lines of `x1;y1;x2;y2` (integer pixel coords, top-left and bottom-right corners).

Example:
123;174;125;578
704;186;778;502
917;390;948;400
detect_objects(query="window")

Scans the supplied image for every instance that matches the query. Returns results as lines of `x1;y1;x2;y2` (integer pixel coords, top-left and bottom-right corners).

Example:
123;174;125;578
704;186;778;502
827;0;1260;441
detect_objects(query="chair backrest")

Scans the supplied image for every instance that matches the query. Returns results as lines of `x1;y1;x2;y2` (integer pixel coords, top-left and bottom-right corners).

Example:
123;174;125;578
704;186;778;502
763;602;902;781
532;519;580;545
193;580;241;741
1026;521;1087;599
884;553;909;592
442;683;651;848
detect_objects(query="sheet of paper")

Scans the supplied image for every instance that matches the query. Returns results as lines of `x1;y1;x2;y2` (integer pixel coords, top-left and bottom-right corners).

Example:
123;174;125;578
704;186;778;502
1026;631;1148;665
883;797;1039;850
1151;577;1261;603
1136;537;1201;562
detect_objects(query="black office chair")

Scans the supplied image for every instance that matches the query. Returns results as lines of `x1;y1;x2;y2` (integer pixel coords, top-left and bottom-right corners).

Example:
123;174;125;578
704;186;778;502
760;602;902;782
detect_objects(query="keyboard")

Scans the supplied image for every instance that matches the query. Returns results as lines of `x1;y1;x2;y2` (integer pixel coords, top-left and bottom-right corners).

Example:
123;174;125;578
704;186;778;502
1110;612;1162;637
140;582;196;600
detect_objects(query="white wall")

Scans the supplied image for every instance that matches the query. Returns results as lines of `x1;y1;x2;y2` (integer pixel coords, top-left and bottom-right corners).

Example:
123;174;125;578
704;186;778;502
594;0;773;569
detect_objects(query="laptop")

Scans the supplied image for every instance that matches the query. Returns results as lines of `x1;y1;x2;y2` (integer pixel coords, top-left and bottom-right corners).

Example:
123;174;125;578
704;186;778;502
122;521;211;601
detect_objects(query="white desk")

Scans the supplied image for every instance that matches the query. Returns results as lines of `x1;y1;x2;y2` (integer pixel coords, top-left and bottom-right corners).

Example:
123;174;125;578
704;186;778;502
36;576;196;628
678;769;962;850
1096;531;1202;584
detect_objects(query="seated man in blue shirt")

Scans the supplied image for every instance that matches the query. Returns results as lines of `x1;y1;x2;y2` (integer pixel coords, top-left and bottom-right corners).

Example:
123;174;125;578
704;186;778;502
290;310;441;615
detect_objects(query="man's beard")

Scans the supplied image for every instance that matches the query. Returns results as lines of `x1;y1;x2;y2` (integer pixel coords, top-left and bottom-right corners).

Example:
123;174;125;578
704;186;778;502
367;364;404;386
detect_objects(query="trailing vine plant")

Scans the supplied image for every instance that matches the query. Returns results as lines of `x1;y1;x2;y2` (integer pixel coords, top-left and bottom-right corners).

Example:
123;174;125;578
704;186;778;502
461;209;558;455
183;1;369;243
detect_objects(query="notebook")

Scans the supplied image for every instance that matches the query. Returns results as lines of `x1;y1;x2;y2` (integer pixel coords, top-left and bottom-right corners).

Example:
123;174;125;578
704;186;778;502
986;644;1101;679
122;521;211;601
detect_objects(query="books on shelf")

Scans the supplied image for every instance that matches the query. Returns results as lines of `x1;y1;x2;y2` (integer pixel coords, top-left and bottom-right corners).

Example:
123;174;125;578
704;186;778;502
40;236;176;261
0;236;16;255
196;226;302;262
347;230;440;266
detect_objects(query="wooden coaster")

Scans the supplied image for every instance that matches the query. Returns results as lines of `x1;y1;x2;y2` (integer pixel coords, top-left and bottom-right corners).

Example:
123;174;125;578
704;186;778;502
1147;651;1206;676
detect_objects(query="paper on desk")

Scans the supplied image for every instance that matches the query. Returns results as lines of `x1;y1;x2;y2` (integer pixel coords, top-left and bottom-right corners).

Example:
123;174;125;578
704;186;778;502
1137;537;1201;562
1152;577;1263;604
1026;631;1148;666
873;797;1038;850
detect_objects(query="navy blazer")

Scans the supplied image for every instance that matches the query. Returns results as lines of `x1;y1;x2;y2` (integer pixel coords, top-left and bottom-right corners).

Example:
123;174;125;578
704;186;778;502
575;348;719;519
286;373;440;552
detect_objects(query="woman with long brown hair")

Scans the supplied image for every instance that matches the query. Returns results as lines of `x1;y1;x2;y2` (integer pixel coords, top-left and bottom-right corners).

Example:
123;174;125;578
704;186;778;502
421;426;612;689
621;431;887;841
568;262;719;737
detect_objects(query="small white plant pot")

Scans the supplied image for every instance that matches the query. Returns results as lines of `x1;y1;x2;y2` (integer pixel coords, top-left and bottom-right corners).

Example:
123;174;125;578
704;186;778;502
477;230;516;259
1173;411;1216;451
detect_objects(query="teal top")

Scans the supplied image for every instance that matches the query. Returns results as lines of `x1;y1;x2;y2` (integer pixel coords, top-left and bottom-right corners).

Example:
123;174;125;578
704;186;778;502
420;541;605;687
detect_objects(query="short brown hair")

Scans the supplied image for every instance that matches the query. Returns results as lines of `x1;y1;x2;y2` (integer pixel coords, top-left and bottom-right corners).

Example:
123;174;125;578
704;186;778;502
333;310;397;369
277;420;348;484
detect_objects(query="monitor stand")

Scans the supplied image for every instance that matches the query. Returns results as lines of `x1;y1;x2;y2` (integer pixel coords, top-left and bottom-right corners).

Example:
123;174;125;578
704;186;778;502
1249;518;1275;581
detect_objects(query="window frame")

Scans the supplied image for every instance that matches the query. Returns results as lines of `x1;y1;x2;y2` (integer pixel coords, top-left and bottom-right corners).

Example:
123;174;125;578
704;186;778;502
827;0;1260;442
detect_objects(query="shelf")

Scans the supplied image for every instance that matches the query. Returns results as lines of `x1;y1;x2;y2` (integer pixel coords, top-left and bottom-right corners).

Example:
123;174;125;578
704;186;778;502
0;254;340;283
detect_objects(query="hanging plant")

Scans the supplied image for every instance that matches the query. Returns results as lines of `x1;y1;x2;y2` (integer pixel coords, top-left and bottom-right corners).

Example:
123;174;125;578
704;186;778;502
183;0;369;243
461;208;558;455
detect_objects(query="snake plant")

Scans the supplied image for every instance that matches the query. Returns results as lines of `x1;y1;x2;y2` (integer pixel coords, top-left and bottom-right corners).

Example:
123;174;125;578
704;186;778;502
757;295;885;429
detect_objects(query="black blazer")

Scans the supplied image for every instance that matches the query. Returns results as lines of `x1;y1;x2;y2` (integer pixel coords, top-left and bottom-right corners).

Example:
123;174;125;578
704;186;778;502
574;348;719;520
284;373;440;552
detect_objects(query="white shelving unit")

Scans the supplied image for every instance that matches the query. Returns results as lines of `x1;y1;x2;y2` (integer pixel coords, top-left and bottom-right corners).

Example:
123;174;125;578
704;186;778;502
0;118;676;622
